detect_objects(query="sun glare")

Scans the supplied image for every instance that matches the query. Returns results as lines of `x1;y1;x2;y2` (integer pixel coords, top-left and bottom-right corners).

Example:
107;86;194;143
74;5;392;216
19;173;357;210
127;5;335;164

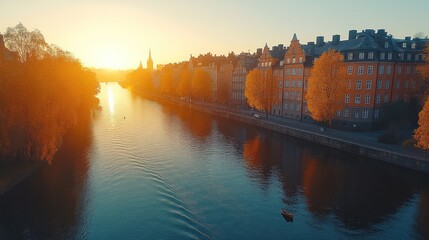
108;86;115;114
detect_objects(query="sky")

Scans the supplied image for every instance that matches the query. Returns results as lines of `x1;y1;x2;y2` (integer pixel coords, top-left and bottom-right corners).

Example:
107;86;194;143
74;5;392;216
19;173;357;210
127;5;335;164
1;0;428;70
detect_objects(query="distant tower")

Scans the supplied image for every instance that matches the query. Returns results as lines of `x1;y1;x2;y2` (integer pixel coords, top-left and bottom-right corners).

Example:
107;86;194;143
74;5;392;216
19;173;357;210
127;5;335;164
138;61;143;70
147;49;153;72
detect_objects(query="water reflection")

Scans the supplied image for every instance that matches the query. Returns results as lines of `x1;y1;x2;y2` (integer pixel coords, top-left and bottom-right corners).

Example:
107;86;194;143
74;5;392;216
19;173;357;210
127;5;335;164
108;86;115;114
160;102;429;238
0;112;94;239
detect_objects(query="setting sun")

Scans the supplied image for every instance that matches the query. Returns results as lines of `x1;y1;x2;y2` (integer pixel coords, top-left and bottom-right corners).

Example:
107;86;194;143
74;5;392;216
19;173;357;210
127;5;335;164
93;45;129;70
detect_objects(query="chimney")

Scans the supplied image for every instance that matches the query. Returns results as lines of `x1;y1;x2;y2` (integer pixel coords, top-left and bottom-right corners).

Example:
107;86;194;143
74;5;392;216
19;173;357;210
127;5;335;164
332;35;340;44
278;44;284;50
348;30;357;40
316;36;324;47
405;36;411;41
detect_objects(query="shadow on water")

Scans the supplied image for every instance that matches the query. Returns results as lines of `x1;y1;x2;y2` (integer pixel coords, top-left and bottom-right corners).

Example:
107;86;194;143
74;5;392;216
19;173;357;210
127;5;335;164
0;111;94;239
158;100;429;239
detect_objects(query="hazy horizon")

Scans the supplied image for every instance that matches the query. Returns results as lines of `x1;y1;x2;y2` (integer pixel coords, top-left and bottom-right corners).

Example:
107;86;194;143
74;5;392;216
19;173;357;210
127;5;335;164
2;0;428;70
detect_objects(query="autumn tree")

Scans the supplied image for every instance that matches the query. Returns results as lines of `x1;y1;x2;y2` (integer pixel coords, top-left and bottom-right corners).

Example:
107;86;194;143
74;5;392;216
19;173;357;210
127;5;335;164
176;69;192;98
191;69;212;102
160;67;175;95
245;68;278;117
4;23;49;62
306;50;347;126
414;99;429;150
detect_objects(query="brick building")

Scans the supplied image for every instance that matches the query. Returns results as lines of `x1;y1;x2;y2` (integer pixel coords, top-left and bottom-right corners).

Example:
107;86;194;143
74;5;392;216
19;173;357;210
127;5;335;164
280;29;428;130
231;52;258;108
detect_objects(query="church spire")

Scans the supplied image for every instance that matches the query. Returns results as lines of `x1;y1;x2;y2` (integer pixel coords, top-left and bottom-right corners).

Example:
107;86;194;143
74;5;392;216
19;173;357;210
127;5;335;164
147;48;153;72
292;33;298;41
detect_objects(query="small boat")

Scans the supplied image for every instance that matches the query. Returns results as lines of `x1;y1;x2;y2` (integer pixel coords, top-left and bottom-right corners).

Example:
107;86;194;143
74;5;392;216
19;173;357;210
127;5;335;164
281;209;294;222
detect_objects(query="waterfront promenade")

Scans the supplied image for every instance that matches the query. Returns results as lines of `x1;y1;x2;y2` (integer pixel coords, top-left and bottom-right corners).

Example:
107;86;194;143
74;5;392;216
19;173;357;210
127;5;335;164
147;92;429;173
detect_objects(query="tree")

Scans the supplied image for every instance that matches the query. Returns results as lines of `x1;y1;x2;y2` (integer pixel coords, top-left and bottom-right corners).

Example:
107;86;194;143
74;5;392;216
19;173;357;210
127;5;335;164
176;69;192;98
160;67;174;95
191;69;212;101
245;68;278;117
306;50;347;126
414;99;429;150
4;23;49;62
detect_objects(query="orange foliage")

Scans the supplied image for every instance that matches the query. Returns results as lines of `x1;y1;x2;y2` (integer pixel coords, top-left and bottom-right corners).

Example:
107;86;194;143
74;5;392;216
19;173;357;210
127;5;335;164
0;24;100;163
414;99;429;150
417;44;429;81
160;67;175;95
176;69;191;97
191;69;212;101
245;68;279;115
306;50;347;125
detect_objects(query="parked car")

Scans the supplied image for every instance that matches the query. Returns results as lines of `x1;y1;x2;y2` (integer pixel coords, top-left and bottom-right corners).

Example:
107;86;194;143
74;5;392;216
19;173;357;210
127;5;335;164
253;113;261;119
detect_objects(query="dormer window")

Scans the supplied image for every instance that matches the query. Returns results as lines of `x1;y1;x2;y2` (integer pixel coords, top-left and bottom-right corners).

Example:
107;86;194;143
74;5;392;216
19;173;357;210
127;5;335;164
368;52;374;59
359;52;365;60
292;58;296;63
287;58;290;64
347;52;353;60
411;43;416;49
384;42;389;48
299;57;303;63
402;42;407;48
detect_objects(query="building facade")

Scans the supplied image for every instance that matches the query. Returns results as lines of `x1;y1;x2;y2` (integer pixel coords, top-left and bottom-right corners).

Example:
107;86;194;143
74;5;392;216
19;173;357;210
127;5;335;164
231;53;258;108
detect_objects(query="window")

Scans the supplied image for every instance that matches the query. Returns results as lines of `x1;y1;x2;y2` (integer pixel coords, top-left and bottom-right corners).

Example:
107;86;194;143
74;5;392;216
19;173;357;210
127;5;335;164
347;66;353;75
367;66;373;74
355;94;361;104
374;109;380;119
344;108;349;117
348;80;352;89
380;52;385;60
368;52;374;59
348;52;353;60
365;94;370;104
386;65;391;74
366;80;372;90
384;94;389;103
298;68;302;75
290;103;294;110
359;52;365;59
296;104;301;111
355;111;359;118
298;81;302;88
279;80;283;87
285;92;289;98
405;80;409;89
291;81;295;87
299;57;303;63
362;109;369;118
394;93;399;101
292;58;296;63
411;43;416;49
358;66;364;75
397;66;402;74
291;68;296;75
376;80;382;89
407;54;411;61
399;53;404;60
378;65;384;74
406;66;411;75
356;80;362;90
385;42;389;48
285;104;288;109
396;80;400;89
376;94;381;104
345;94;350;103
269;62;272;66
286;69;290;75
385;80;390;89
297;92;301;99
387;52;392;60
291;92;295;98
402;42;407;48
285;80;289;87
337;110;341;117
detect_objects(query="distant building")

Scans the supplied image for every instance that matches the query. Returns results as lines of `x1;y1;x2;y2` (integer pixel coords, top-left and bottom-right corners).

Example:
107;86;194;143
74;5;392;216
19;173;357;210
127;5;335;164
231;53;258;108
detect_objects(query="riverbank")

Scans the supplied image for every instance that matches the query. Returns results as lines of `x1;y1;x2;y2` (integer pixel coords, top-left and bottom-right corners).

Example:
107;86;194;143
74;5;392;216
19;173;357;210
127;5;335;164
131;88;429;174
0;161;44;196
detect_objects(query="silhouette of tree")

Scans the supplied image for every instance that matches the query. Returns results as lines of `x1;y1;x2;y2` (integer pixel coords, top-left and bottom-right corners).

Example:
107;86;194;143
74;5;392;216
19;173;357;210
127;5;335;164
4;23;49;62
191;69;212;102
176;69;192;98
306;50;347;126
245;68;278;117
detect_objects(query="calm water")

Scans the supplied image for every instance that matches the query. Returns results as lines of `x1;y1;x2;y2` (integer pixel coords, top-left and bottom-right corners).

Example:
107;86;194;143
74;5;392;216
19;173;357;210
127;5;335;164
1;83;429;240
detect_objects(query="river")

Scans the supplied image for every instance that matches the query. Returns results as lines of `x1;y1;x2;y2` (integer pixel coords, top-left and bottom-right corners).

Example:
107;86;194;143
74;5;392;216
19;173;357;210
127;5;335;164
1;83;429;239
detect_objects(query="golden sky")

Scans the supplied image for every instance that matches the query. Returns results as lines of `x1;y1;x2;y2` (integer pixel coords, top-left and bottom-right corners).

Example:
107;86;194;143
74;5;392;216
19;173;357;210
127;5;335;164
1;0;428;70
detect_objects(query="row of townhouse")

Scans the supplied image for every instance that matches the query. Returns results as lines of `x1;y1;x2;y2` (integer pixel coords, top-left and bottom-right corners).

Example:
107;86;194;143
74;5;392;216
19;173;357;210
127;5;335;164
231;29;428;130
